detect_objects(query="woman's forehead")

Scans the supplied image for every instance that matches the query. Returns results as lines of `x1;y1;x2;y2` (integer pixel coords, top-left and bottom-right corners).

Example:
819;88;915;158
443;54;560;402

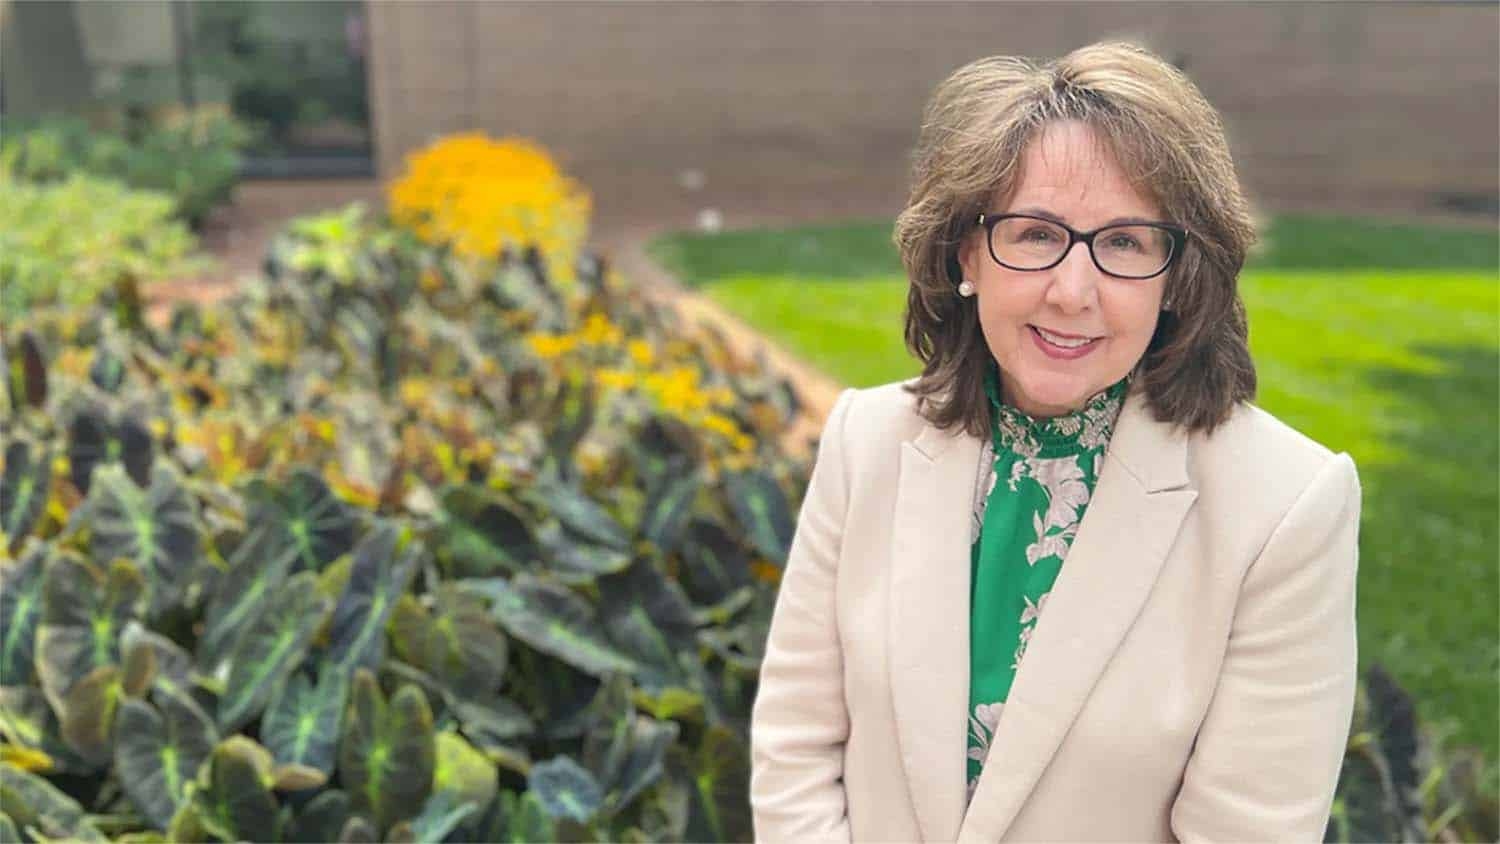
1000;121;1162;220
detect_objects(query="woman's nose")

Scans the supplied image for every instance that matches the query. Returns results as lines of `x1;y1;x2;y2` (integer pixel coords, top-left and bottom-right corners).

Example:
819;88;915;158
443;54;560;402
1043;241;1101;313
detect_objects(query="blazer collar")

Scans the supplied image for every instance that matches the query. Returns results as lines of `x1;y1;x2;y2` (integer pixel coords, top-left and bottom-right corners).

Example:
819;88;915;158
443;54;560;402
889;384;1197;842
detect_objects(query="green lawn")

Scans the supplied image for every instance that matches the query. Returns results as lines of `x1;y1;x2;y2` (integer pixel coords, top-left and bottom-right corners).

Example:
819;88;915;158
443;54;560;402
648;213;1500;787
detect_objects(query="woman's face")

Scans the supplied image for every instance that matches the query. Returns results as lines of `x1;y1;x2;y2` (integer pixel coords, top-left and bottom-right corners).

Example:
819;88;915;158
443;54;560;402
958;120;1167;418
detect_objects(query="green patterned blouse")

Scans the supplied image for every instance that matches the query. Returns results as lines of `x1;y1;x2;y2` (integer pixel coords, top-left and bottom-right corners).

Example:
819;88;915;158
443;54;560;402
964;360;1128;806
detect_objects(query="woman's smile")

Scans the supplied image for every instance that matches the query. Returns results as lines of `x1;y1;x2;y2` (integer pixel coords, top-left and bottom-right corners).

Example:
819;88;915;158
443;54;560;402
1028;324;1103;359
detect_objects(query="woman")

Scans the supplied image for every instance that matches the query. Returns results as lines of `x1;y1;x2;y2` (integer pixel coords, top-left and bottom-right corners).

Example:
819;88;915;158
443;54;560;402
749;41;1360;843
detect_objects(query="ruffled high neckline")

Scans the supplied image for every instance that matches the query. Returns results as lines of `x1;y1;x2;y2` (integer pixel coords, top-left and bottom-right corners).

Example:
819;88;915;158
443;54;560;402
982;358;1128;458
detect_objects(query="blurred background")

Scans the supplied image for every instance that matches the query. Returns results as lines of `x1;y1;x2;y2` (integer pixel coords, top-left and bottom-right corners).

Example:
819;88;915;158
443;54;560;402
1;2;1496;842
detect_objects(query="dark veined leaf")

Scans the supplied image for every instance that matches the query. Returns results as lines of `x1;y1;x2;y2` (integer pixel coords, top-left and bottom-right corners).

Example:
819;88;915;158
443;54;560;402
87;460;201;615
433;730;498;815
119;622;194;699
120;632;157;698
35;554;144;717
0;543;47;686
5;330;47;411
529;755;603;824
526;478;630;550
285;788;351;844
189;736;280;844
389;585;508;700
537;523;632;584
59;663;121;766
66;399;152;494
409;789;480;844
262;665;348;775
597;557;699;691
582;673;680;814
0;811;16;843
668;724;752;843
462;574;636;678
0;763;107;841
328;522;423;673
1;440;50;553
638;463;700;554
338;669;436;833
723;469;794;564
243;469;358;573
435;485;538;578
546;373;597;481
216;571;332;732
337;814;379;842
449;695;536;750
198;519;298;672
115;685;218;829
88;343;127;393
678;518;753;606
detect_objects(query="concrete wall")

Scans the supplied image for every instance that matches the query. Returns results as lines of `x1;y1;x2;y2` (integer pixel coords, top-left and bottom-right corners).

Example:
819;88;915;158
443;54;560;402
365;1;1499;230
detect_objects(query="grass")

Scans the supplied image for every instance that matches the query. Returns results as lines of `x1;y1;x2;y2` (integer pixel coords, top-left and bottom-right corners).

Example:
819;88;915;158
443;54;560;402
648;213;1500;788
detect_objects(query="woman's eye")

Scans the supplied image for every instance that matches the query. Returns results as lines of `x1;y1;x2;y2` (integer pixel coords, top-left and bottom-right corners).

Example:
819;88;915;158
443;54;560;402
1106;235;1142;251
1022;228;1057;243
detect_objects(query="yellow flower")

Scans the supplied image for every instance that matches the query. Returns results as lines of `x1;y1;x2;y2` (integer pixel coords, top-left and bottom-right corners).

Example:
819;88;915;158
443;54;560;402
578;313;623;346
595;368;637;391
527;334;578;359
627;339;655;367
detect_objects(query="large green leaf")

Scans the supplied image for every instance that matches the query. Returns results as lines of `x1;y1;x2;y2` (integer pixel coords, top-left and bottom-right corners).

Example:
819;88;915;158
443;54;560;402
0;762;106;841
327;523;422;673
581;675;679;815
338;669;436;833
596;557;699;692
119;622;194;699
285;789;351;844
389;585;508;700
528;755;603;824
4;330;47;413
0;543;46;686
198;518;299;672
35;554;143;717
526;479;630;550
435;485;538;578
638;466;700;555
668;724;752;843
58;663;121;765
677;518;753;606
537;523;632;584
409;789;480;844
242;468;357;573
114;685;218;829
262;665;347;775
0;686;89;775
216;570;331;732
1;440;50;553
189;736;280;844
723;469;794;565
433;729;498;815
86;460;200;615
66;399;152;494
462;574;636;678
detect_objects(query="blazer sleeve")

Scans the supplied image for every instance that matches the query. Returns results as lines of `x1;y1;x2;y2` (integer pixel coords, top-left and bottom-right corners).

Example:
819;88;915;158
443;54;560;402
1171;451;1362;842
749;387;856;844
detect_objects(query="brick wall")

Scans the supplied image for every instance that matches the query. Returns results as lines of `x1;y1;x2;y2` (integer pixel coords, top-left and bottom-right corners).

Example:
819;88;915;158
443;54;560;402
366;1;1498;229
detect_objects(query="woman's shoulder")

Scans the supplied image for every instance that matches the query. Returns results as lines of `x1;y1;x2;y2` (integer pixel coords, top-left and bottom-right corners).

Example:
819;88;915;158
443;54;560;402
1184;399;1356;514
827;377;932;448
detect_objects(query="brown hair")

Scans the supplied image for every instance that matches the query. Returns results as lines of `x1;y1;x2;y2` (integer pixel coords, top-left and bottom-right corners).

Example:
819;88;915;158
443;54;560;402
894;40;1257;437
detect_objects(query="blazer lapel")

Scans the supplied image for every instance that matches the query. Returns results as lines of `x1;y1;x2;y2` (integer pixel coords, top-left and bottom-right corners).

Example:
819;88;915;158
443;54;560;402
956;388;1198;842
889;417;984;842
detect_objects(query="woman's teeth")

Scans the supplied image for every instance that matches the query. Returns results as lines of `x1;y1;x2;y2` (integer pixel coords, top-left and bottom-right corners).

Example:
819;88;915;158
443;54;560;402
1035;327;1095;348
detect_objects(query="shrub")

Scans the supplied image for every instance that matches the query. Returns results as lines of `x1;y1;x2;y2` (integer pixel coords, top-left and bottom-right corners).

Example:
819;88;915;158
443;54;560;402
388;133;592;289
0;174;203;315
0;205;804;841
0;107;250;227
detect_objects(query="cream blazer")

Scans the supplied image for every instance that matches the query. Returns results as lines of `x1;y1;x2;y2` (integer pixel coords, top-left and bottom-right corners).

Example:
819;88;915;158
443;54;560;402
749;379;1361;843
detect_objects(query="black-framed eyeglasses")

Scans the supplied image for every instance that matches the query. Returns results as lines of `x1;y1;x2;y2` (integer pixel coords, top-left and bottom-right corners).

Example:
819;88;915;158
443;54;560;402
976;212;1189;280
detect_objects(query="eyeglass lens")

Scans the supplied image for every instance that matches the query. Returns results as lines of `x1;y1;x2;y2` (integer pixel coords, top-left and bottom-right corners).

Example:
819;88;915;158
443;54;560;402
991;217;1173;278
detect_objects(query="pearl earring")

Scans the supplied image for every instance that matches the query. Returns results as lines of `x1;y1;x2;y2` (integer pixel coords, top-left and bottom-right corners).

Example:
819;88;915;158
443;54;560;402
958;280;975;297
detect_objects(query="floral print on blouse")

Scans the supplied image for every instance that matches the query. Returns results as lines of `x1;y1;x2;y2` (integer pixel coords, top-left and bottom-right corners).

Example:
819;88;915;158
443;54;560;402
965;359;1127;807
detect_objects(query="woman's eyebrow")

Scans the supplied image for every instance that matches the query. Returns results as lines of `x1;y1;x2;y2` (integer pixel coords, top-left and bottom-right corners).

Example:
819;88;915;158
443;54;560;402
1009;206;1161;227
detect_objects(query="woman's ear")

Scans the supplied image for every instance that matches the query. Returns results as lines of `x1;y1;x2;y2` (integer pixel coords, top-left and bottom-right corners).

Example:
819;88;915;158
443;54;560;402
957;229;983;283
